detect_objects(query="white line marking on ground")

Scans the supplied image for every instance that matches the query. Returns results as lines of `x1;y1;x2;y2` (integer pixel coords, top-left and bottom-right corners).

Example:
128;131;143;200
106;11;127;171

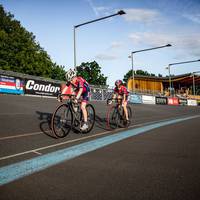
0;132;43;141
0;114;188;141
32;151;42;155
0;115;193;161
0;130;112;161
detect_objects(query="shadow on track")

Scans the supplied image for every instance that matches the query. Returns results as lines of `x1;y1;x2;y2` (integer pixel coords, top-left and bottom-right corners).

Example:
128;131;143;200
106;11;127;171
36;111;57;139
36;111;110;138
95;114;109;131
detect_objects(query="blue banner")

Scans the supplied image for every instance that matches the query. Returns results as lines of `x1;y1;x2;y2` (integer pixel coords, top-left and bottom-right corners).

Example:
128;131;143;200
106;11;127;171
128;94;142;104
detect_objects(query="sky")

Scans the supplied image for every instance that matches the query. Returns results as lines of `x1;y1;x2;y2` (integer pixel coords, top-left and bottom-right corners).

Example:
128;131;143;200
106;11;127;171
1;0;200;86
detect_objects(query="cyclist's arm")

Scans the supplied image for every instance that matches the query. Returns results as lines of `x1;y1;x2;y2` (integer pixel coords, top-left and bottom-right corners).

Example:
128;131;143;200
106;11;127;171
122;87;128;103
61;85;69;95
76;87;83;100
112;87;118;100
112;93;117;99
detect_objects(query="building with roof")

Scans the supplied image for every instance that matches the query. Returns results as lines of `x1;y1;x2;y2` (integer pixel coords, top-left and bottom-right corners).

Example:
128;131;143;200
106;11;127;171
127;73;200;97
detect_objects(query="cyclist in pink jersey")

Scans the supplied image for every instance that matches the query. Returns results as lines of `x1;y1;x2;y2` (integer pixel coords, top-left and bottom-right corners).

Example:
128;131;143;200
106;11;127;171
112;80;129;123
62;68;90;131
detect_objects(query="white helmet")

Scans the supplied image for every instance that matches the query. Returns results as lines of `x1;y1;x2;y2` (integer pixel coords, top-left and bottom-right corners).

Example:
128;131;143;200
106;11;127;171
65;68;77;81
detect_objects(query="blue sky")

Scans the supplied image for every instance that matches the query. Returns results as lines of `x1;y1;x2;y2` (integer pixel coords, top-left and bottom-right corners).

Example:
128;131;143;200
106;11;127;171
1;0;200;86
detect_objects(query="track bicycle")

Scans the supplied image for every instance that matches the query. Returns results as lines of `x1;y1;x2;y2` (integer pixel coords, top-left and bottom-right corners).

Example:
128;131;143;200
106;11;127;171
51;94;95;138
106;98;132;130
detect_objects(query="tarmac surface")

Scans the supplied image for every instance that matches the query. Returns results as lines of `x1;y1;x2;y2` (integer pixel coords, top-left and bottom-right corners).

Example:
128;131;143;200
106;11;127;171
0;94;200;200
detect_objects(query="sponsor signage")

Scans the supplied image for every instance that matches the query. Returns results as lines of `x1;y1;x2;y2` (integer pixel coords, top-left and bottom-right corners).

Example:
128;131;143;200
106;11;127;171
155;96;167;105
168;97;179;105
128;94;142;104
25;79;60;96
0;75;24;94
187;99;197;106
179;98;187;106
142;95;156;104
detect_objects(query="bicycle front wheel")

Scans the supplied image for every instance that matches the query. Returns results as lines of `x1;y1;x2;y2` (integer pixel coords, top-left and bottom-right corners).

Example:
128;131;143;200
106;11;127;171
82;104;95;133
107;106;119;130
51;104;73;138
127;106;132;121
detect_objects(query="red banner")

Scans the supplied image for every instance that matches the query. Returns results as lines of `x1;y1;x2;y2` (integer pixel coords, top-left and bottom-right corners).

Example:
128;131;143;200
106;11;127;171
168;97;179;105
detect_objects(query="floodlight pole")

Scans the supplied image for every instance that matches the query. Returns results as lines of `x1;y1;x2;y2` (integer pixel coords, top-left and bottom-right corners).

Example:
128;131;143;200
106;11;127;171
130;44;172;93
73;10;126;68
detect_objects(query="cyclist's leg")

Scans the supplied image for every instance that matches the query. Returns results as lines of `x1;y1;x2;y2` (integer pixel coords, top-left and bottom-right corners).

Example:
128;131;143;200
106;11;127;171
81;101;88;123
117;95;123;112
122;101;129;120
80;91;89;130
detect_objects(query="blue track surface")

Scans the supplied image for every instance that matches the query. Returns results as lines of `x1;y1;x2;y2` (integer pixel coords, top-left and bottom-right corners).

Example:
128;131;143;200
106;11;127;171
1;115;199;186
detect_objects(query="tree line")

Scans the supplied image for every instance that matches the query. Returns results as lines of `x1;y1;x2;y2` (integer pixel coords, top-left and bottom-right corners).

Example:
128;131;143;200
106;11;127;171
0;4;162;86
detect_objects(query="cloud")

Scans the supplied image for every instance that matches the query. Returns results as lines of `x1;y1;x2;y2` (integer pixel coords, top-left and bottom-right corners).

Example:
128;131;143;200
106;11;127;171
95;53;119;61
123;8;161;24
129;32;200;57
110;41;123;49
129;32;172;46
86;0;111;16
95;41;124;61
182;13;200;24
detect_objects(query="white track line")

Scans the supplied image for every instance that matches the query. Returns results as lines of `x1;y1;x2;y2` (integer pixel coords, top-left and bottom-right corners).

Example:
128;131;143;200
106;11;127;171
0;132;43;141
0;114;188;141
0;115;191;161
0;130;113;161
32;151;42;155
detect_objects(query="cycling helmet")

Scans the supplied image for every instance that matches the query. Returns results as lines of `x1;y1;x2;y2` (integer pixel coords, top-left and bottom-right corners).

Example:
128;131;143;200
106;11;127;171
115;79;123;86
65;68;77;81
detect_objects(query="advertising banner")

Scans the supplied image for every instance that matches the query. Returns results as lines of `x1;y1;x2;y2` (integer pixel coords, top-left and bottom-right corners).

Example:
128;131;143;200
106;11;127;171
179;98;187;106
142;95;155;104
25;79;60;97
155;96;167;105
128;94;142;104
168;97;179;105
187;99;197;106
0;75;24;94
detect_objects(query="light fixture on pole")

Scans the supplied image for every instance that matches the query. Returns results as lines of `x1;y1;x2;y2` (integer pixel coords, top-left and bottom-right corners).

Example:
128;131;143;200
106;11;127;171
129;44;172;93
73;10;126;68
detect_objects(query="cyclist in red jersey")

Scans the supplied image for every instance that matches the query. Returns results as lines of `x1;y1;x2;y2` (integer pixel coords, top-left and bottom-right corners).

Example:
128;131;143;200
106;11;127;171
61;68;90;131
112;80;129;123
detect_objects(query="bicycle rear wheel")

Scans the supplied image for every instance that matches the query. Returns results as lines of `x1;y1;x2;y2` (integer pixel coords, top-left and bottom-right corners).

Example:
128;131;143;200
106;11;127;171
51;104;73;138
82;104;95;133
107;106;119;129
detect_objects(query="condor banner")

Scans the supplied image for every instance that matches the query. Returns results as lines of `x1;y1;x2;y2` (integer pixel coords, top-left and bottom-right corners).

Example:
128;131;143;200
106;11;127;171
25;79;60;97
0;75;24;95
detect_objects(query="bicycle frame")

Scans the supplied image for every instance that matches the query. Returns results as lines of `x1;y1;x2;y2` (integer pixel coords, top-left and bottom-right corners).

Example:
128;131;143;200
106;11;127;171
52;94;95;137
60;94;83;128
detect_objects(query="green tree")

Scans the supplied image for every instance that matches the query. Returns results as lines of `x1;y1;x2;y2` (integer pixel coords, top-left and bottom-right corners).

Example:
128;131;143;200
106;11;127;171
50;64;66;81
76;61;107;85
123;70;133;84
123;69;158;83
0;5;65;81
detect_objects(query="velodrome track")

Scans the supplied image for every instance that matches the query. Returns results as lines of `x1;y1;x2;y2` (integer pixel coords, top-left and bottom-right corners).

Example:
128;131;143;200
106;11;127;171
0;94;200;199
